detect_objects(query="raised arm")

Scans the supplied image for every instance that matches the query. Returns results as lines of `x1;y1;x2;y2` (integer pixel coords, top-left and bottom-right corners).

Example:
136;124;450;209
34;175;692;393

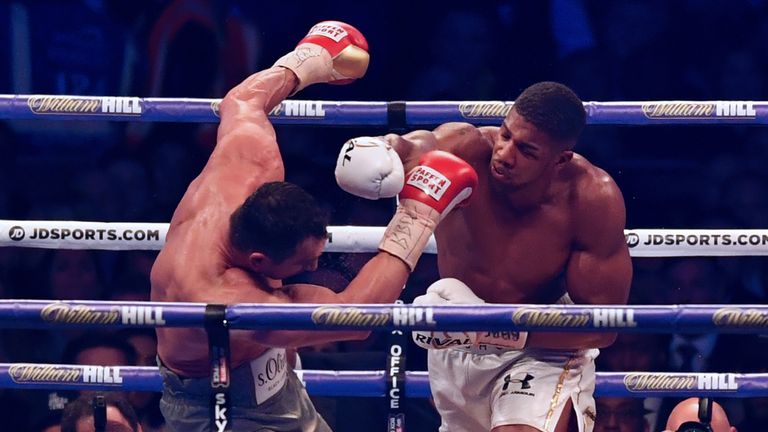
198;19;372;200
335;122;490;199
203;68;297;185
528;170;632;349
160;66;297;231
386;122;487;171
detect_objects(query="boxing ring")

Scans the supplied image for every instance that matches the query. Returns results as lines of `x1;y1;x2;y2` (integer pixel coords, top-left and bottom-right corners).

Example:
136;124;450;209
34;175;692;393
1;95;768;429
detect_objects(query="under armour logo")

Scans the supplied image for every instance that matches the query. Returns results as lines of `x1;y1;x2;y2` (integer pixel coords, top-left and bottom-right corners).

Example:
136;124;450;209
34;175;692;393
502;373;535;391
8;226;25;241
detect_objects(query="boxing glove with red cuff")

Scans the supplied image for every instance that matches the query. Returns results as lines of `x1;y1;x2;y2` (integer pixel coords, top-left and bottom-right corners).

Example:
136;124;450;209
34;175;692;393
273;21;369;93
379;151;478;271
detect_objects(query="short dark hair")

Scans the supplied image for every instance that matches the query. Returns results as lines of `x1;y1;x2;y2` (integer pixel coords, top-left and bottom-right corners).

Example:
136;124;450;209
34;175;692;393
229;181;329;262
513;81;586;141
60;393;140;432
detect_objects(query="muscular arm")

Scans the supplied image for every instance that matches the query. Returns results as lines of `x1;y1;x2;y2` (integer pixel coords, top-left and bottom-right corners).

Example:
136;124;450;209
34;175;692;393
385;122;487;172
197;68;298;201
527;172;632;349
251;253;411;348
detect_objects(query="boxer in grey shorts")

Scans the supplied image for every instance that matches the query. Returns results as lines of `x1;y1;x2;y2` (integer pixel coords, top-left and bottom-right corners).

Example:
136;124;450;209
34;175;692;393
158;349;330;432
150;19;442;432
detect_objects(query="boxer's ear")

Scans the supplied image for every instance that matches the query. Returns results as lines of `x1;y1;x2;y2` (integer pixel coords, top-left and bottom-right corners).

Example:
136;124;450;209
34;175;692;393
248;252;267;271
556;150;573;166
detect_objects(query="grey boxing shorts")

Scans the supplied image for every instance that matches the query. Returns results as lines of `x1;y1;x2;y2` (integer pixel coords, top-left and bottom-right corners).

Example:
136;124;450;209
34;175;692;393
159;348;331;432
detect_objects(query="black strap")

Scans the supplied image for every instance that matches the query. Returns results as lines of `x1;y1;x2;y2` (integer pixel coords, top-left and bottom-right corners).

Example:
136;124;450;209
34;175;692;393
698;397;712;423
92;393;106;432
386;300;407;432
676;421;713;432
387;101;407;132
676;398;715;432
205;304;231;432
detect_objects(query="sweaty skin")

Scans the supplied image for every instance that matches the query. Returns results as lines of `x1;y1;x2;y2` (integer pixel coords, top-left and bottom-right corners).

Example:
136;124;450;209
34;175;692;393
387;112;632;350
151;68;410;377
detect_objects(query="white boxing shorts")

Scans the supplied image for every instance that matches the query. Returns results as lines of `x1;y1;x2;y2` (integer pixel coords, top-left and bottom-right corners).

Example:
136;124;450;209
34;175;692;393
428;346;598;432
427;293;598;432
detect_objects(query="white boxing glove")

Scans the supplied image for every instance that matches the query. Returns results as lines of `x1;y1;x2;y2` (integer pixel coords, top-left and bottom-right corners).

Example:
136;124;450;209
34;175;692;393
335;137;404;200
411;278;528;350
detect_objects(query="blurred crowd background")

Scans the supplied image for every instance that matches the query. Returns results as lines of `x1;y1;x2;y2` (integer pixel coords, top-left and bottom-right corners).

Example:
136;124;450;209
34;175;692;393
1;0;768;431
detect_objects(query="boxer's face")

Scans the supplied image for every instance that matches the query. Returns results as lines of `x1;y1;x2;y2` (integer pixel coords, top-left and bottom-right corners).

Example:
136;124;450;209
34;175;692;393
260;235;326;280
490;110;572;188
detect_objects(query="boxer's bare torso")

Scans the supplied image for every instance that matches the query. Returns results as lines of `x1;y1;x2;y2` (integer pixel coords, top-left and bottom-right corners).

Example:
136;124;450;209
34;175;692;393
152;66;412;377
151;193;287;376
438;129;603;305
150;69;299;377
390;111;632;349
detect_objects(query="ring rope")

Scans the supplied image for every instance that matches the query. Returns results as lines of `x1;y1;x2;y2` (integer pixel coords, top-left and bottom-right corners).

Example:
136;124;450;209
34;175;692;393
3;220;768;256
5;300;768;333
0;364;764;398
0;95;763;125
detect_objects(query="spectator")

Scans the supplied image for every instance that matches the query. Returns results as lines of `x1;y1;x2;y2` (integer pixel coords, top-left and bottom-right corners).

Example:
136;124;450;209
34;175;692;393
60;393;143;432
662;259;727;373
597;334;669;431
663;398;737;432
594;397;648;432
62;332;138;368
44;250;106;302
116;329;164;432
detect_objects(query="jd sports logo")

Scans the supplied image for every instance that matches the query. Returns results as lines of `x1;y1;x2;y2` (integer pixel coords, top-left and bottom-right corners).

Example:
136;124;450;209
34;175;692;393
9;226;25;241
625;232;640;248
503;373;535;391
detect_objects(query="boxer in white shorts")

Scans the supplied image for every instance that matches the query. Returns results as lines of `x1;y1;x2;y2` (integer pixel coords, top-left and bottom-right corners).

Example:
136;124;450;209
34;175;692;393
335;80;632;431
414;279;598;432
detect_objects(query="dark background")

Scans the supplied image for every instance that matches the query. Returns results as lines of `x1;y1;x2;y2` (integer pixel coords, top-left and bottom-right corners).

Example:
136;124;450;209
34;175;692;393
1;1;768;431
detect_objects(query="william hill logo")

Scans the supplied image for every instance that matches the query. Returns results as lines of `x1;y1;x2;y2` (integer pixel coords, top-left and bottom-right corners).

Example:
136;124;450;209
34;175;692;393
641;101;756;119
41;303;120;325
40;303;166;326
273;101;326;117
512;308;591;328
713;307;768;327
9;364;124;385
511;307;637;328
311;306;390;327
458;102;513;119
27;96;142;115
210;100;325;118
624;373;738;392
9;365;81;383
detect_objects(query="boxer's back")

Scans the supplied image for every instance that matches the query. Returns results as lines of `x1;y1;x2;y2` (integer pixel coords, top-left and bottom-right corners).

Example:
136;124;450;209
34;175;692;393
150;161;274;376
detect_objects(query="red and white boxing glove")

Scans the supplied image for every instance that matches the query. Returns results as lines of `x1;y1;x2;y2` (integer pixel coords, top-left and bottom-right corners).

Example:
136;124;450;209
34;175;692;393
412;278;528;350
335;136;404;200
273;21;369;93
379;151;478;271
